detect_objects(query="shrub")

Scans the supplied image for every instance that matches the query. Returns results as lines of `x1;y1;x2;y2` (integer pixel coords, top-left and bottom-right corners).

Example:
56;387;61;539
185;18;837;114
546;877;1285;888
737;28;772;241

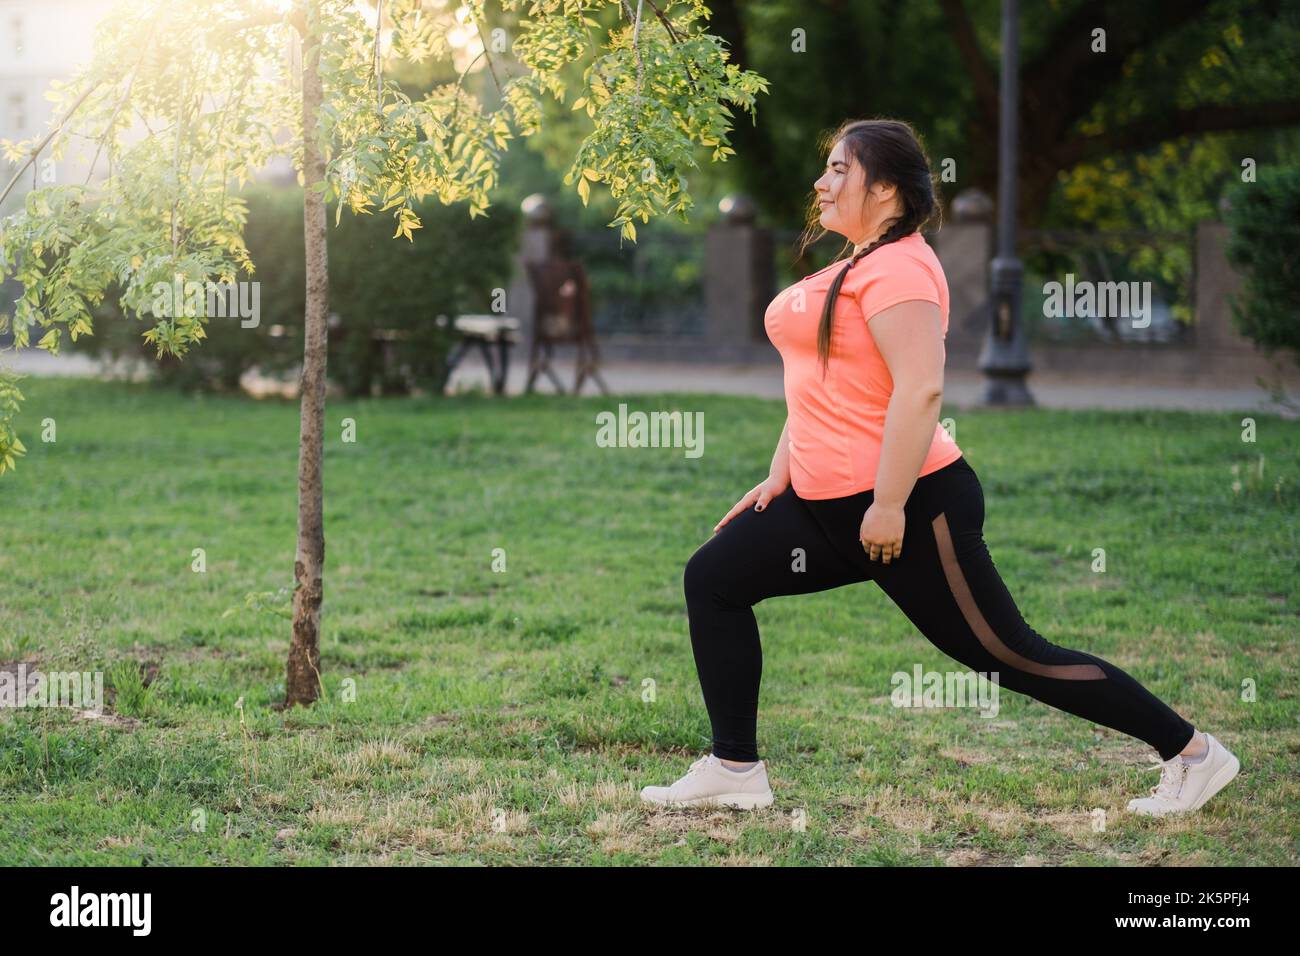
1223;165;1300;364
71;183;521;395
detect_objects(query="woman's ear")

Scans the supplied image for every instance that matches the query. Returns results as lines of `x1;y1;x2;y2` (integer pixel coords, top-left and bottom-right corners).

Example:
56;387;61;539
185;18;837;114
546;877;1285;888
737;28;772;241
872;180;898;204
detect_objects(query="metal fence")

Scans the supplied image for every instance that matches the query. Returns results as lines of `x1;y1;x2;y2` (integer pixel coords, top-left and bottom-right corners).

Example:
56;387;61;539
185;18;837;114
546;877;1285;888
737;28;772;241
1017;228;1197;346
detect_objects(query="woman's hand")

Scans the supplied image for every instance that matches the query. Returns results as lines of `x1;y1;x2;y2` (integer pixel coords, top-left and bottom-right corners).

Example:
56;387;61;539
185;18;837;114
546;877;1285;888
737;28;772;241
859;501;905;563
713;474;790;534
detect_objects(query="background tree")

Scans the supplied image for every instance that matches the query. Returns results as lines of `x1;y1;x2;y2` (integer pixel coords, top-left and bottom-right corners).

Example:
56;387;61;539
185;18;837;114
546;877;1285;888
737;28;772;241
638;0;1300;243
1223;163;1300;362
0;0;769;706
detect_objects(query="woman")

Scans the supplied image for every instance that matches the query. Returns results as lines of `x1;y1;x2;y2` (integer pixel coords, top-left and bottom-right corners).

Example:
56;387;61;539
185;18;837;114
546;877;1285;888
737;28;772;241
640;119;1240;816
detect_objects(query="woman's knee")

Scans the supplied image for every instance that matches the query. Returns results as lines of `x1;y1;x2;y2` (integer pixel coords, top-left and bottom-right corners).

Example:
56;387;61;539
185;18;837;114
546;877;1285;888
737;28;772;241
683;543;719;604
683;538;748;608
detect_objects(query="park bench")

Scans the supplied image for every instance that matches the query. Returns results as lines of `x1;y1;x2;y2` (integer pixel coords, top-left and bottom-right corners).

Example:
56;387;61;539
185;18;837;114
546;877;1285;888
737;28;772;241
436;314;522;396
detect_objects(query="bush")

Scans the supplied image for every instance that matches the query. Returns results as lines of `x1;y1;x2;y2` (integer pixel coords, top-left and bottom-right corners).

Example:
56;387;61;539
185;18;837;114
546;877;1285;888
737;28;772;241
1223;165;1300;364
71;183;521;395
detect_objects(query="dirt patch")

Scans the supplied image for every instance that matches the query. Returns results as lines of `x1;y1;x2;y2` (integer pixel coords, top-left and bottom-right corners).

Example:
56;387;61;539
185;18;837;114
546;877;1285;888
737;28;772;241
500;717;546;735
940;747;997;766
640;805;763;842
943;848;997;866
74;709;142;731
1089;739;1160;766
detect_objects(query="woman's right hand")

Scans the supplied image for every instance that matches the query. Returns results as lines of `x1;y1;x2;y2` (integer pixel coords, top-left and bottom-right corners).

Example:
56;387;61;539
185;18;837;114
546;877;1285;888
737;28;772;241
713;474;790;534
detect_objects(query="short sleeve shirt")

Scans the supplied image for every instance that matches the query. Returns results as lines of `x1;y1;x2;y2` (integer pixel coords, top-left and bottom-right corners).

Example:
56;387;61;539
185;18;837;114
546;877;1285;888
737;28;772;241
763;232;963;499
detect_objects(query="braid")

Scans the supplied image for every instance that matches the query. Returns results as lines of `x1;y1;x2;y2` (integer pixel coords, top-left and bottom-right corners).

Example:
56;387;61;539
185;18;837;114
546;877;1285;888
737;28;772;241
816;216;917;379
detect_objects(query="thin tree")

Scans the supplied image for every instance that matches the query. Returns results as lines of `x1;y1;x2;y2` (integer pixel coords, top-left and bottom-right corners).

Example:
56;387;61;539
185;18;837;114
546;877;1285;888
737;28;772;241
0;0;768;706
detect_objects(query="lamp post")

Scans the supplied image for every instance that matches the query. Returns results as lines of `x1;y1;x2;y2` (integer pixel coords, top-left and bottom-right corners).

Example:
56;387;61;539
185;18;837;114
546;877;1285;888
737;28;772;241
978;0;1035;406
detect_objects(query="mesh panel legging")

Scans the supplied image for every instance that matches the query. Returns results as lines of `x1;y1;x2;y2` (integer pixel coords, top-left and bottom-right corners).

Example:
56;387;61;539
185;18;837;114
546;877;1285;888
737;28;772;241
683;455;1196;763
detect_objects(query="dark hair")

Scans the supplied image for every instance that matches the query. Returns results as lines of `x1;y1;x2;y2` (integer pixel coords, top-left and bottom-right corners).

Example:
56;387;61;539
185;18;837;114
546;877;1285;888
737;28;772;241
795;118;942;377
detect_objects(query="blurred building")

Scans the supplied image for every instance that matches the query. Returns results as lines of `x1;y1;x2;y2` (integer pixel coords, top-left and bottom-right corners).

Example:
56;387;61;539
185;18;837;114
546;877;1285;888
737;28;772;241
0;0;119;214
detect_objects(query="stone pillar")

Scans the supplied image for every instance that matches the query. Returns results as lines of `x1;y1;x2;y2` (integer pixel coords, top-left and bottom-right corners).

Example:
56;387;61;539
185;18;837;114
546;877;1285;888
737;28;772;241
705;194;774;353
935;188;993;346
1195;218;1254;352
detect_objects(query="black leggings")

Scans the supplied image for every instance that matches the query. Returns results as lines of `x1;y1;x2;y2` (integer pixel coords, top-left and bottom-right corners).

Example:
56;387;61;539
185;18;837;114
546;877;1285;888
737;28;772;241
683;456;1196;763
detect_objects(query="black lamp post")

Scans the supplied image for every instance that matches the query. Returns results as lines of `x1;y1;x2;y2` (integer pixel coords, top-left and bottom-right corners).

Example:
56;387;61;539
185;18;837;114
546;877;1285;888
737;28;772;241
978;0;1035;406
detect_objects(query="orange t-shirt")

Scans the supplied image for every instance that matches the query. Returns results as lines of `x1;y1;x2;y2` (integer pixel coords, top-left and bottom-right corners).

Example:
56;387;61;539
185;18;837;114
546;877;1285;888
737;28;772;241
763;232;963;499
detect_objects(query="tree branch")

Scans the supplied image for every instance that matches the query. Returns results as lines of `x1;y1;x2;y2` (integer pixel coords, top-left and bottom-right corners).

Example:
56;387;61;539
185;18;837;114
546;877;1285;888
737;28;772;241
0;83;101;209
470;11;505;98
938;0;997;126
640;0;702;97
1025;0;1214;134
1057;98;1300;168
85;54;148;186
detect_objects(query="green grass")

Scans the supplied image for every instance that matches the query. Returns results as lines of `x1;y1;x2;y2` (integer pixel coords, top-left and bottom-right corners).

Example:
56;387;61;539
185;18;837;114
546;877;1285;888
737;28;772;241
0;376;1296;865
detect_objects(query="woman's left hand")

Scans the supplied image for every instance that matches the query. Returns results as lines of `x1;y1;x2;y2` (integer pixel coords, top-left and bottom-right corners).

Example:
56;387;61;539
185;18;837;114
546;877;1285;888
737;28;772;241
859;502;905;564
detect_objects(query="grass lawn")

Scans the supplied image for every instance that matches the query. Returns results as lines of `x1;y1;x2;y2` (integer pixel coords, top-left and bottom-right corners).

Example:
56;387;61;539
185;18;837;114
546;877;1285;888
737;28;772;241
0;376;1296;865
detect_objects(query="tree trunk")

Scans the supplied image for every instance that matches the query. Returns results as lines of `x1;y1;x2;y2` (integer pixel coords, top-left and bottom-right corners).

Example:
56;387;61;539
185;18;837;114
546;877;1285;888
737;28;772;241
285;0;328;708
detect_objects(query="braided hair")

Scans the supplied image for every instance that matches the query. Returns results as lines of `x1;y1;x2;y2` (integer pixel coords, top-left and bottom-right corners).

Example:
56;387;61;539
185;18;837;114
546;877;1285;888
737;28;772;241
799;119;942;379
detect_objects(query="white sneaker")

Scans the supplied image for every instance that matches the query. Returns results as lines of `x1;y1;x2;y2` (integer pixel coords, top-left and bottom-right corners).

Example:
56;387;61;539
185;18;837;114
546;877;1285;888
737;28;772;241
1125;732;1240;816
640;754;774;810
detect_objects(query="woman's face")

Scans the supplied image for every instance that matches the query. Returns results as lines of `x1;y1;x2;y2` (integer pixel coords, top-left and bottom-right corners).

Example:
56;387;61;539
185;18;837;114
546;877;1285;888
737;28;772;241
814;139;896;245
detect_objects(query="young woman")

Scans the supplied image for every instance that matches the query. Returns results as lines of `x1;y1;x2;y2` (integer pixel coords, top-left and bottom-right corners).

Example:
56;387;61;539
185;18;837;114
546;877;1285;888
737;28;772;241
640;119;1240;816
